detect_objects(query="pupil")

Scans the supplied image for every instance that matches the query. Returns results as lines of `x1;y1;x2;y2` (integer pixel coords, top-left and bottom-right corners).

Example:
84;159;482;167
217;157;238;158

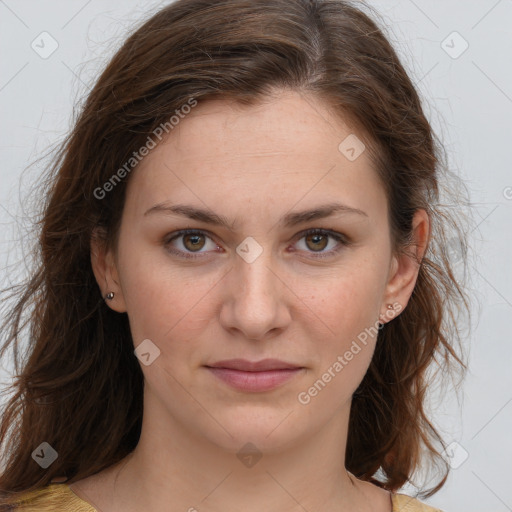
308;234;327;251
185;234;204;251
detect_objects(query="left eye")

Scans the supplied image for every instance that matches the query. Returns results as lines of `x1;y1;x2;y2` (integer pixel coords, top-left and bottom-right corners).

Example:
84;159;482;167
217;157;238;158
164;228;349;260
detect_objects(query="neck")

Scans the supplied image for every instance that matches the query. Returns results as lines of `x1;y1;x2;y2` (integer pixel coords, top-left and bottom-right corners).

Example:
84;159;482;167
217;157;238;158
71;391;387;512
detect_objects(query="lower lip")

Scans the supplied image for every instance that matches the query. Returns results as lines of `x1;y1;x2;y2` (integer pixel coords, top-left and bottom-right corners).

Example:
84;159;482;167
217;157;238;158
205;367;304;392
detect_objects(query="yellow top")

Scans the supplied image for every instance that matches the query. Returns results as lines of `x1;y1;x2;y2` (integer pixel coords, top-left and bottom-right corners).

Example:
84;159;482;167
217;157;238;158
10;483;444;511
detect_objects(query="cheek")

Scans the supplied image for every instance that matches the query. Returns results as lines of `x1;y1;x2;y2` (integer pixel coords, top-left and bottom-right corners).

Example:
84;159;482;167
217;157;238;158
295;258;385;383
302;261;384;336
297;275;381;408
117;244;219;347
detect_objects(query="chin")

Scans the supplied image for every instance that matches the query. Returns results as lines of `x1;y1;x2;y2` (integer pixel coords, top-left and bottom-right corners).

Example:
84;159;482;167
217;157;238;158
204;411;307;456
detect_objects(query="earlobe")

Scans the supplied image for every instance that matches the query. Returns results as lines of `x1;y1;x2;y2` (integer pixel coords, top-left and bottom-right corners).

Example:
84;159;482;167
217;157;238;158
90;228;127;313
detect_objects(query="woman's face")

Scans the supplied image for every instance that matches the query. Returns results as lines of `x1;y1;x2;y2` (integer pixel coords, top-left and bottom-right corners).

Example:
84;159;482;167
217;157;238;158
95;90;421;454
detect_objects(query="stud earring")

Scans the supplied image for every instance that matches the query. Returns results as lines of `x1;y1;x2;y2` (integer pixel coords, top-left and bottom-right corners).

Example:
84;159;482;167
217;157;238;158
378;304;395;329
105;292;115;301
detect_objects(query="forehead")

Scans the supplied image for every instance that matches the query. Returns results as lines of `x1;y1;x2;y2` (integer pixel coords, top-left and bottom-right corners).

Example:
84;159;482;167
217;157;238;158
127;91;385;222
160;91;363;165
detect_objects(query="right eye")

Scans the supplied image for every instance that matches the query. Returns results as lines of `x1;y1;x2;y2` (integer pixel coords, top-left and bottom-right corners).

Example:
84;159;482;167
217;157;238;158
164;229;221;260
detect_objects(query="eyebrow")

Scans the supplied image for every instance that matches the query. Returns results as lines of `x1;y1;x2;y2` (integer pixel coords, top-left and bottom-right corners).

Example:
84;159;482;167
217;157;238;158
143;201;368;229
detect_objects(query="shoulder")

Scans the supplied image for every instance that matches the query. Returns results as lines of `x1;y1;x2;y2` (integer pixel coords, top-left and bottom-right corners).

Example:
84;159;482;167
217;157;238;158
392;492;444;512
6;483;97;512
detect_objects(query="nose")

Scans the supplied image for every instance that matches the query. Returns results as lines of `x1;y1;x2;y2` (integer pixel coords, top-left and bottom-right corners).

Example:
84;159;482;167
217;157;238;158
219;248;291;341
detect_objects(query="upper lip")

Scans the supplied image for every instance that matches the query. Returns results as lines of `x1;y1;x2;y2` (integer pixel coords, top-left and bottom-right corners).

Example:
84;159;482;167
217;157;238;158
205;358;303;371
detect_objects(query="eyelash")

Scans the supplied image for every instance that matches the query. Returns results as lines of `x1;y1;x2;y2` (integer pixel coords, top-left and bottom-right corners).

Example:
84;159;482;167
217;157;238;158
163;228;351;260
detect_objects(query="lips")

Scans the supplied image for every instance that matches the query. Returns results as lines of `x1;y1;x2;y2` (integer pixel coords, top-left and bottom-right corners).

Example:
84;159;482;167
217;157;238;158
204;358;305;392
204;358;303;372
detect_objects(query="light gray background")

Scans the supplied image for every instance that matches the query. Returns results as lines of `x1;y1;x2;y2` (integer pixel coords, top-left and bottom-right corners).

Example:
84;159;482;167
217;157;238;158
1;1;511;511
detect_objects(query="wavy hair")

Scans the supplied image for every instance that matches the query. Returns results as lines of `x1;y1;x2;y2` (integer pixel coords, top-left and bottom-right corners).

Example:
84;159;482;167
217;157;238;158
0;0;473;506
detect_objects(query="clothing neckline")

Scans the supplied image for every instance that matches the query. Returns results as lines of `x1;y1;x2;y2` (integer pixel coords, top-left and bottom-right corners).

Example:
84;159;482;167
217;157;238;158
66;482;408;512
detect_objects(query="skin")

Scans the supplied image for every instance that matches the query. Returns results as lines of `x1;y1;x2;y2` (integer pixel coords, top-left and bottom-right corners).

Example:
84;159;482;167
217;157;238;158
77;89;430;512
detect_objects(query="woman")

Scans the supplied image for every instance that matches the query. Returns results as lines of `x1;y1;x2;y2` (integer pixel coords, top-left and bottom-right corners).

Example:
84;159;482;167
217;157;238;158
0;0;472;510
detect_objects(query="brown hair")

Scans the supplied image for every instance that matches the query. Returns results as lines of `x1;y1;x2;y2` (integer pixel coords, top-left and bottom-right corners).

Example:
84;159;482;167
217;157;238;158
0;0;473;506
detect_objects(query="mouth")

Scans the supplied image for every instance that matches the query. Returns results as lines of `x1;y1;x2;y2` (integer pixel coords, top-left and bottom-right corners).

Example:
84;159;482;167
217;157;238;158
204;359;305;392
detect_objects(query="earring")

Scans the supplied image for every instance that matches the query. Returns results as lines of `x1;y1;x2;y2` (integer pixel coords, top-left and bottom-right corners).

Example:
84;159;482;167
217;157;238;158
105;292;115;301
378;304;395;329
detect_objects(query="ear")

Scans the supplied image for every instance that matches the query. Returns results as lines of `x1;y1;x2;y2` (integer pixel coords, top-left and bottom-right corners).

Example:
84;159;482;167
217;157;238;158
379;209;430;324
90;227;127;313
